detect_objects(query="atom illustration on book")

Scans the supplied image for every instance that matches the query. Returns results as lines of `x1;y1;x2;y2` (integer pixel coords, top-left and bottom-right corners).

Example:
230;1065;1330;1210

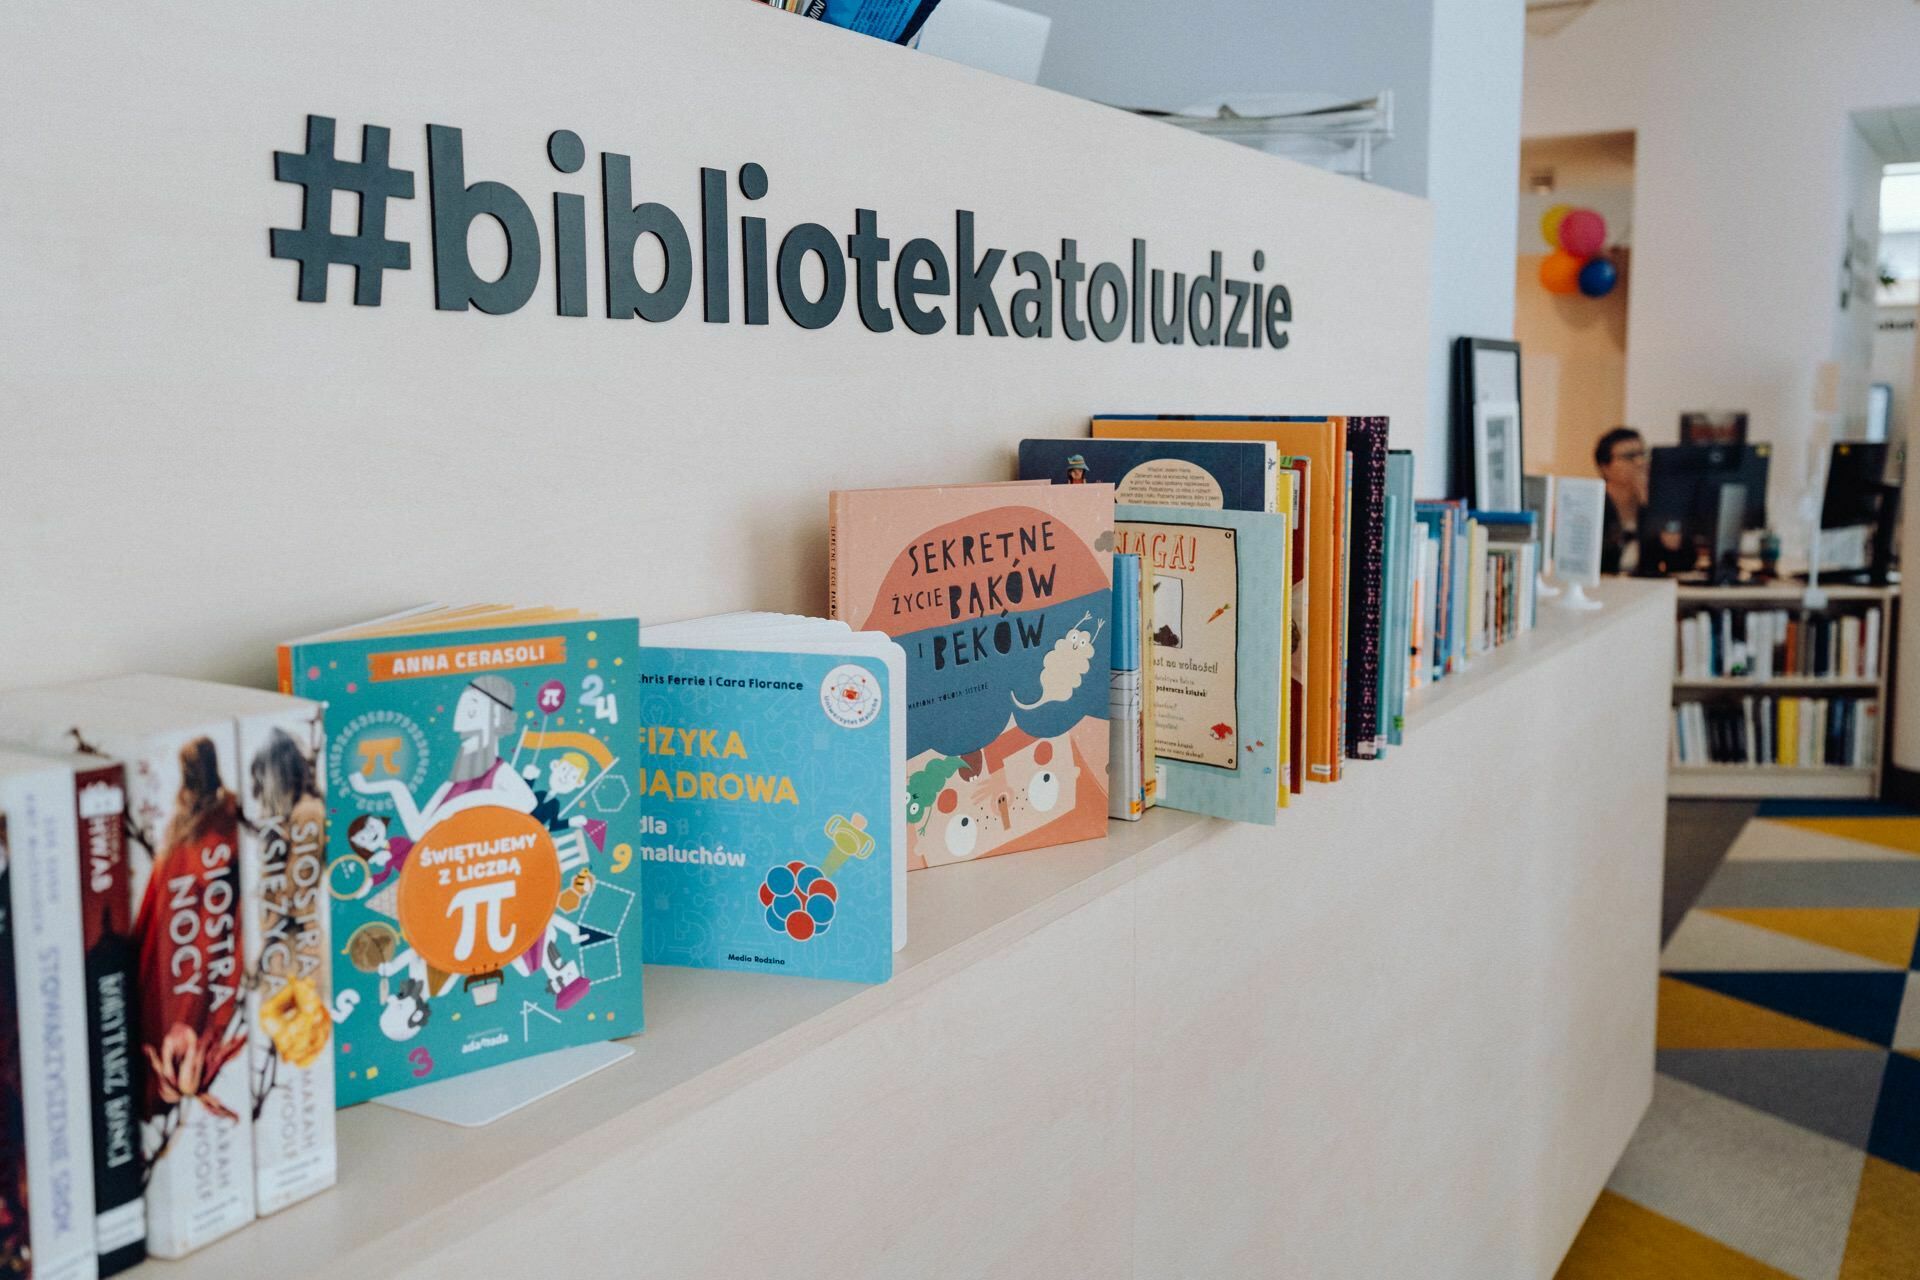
759;862;837;941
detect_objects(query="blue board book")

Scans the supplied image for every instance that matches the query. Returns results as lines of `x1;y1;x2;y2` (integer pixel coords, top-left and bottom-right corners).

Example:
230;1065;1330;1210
636;640;900;984
1114;504;1287;826
1018;438;1275;512
279;611;643;1107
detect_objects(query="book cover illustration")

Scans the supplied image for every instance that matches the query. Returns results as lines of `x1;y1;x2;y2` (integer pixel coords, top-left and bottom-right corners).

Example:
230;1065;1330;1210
234;708;334;1211
285;619;642;1105
119;727;256;1252
1017;438;1273;512
1115;504;1286;826
832;485;1114;868
637;646;895;983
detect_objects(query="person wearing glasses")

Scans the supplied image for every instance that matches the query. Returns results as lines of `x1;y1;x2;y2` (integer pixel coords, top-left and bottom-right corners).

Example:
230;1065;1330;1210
1594;426;1648;574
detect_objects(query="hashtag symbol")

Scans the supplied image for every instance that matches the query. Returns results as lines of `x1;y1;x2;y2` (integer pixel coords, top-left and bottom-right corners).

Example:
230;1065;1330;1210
270;115;414;305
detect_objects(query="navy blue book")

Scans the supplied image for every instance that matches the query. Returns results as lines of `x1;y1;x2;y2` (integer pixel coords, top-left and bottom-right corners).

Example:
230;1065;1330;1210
1018;438;1276;514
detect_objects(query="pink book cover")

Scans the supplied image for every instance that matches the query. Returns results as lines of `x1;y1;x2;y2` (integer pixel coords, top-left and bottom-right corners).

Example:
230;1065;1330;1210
830;483;1115;869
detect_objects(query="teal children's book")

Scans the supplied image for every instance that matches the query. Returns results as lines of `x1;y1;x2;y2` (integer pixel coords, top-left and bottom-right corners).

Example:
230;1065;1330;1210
279;608;642;1106
637;617;906;984
1115;504;1287;826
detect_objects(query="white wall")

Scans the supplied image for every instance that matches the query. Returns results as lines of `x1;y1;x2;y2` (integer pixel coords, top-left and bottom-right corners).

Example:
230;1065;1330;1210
1018;0;1525;495
0;0;1430;690
1524;0;1920;542
1424;0;1525;491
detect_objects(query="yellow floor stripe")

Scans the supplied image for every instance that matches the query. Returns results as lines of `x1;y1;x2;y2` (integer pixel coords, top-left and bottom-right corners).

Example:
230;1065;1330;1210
1557;1191;1793;1279
1707;908;1920;969
1839;1158;1920;1280
1657;977;1878;1051
1775;817;1920;857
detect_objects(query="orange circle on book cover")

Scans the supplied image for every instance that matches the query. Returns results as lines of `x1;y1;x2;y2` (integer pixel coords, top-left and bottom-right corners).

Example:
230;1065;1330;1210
395;807;561;976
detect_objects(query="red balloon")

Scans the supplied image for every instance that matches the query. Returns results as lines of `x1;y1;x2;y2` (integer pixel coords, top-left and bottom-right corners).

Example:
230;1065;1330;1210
1539;251;1583;295
1558;209;1607;258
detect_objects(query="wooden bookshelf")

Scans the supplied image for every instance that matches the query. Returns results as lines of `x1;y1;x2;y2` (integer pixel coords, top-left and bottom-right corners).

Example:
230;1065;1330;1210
1668;582;1897;799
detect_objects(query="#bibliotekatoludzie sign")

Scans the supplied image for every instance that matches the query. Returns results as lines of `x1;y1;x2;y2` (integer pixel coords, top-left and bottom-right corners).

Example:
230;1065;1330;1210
269;114;1297;351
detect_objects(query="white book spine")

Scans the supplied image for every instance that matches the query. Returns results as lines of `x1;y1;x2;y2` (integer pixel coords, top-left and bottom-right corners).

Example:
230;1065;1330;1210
234;708;336;1215
1866;608;1882;679
3;768;99;1280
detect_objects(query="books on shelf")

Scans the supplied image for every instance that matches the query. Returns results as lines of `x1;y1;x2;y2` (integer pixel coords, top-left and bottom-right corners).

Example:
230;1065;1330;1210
0;689;262;1259
637;615;906;984
280;607;644;1106
1115;503;1291;825
0;750;100;1280
1672;695;1880;769
77;675;337;1218
1676;605;1884;682
830;482;1115;867
1092;415;1351;785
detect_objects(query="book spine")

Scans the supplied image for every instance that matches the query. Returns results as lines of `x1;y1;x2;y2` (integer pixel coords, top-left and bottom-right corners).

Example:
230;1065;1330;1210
234;709;336;1216
1345;420;1387;759
72;763;144;1274
826;494;843;621
0;817;27;1275
1107;670;1144;821
3;769;99;1280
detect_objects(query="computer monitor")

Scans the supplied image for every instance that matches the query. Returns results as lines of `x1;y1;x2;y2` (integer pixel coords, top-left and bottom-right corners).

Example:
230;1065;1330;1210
1819;441;1897;581
1640;444;1771;571
1821;442;1888;530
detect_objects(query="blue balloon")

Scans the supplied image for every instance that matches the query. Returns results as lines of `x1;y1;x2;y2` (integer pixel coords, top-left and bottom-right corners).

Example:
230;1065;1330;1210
1577;257;1617;298
795;865;822;892
806;893;836;925
772;892;803;919
765;865;795;896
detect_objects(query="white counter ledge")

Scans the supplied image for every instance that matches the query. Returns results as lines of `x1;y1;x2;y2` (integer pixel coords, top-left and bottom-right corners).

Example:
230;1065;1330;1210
127;578;1672;1280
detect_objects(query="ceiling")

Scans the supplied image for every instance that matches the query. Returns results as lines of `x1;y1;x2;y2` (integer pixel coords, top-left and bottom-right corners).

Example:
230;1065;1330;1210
1855;105;1920;164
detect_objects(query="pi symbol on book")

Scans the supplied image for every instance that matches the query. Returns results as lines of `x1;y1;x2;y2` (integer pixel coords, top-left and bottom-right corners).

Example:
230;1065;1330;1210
357;736;405;777
537;680;567;714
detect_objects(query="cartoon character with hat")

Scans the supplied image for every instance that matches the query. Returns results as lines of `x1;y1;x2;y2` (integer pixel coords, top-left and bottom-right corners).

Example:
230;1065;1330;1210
1064;454;1089;484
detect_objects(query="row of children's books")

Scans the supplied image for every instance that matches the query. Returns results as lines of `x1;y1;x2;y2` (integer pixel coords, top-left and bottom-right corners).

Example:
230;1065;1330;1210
1671;695;1881;769
1;414;1565;1272
1676;606;1885;683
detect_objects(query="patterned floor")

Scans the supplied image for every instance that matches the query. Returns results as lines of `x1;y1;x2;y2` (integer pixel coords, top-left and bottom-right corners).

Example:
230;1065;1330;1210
1557;803;1920;1280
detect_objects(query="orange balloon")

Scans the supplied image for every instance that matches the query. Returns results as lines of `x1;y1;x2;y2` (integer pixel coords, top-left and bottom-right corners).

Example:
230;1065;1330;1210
1539;251;1584;295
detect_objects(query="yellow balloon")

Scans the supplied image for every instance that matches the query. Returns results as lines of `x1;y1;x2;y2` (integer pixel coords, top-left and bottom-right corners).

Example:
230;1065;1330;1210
1540;203;1573;250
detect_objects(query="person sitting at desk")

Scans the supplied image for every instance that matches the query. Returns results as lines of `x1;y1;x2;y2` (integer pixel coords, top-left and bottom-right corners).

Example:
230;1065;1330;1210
1595;426;1648;574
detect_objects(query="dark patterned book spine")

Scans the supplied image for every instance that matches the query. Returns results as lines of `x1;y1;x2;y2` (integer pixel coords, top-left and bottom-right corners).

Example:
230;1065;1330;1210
74;762;145;1274
1345;417;1390;759
0;815;27;1277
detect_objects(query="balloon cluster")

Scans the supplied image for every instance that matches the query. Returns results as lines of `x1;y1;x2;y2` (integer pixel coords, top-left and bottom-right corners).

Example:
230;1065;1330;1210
760;861;838;941
1538;204;1617;298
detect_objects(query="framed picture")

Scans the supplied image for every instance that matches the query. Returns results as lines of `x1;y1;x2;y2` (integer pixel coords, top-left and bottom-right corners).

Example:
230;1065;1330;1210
1450;337;1524;508
1474;400;1523;512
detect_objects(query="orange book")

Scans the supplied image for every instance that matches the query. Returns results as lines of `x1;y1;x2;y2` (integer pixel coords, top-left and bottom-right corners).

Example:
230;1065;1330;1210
1093;416;1348;783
